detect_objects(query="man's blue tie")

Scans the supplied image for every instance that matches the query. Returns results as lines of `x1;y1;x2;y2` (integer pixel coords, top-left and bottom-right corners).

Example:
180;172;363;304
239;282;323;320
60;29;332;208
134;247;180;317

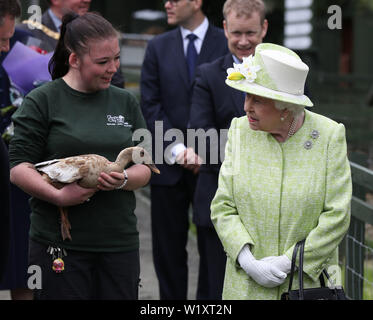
186;33;198;82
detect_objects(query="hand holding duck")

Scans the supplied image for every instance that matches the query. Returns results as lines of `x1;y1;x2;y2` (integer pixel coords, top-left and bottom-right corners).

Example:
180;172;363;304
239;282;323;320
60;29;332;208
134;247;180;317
34;146;159;240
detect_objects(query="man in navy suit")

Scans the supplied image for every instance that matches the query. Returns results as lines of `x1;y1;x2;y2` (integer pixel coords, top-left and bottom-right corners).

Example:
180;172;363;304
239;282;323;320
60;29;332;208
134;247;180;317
0;0;21;283
140;0;228;299
188;0;268;299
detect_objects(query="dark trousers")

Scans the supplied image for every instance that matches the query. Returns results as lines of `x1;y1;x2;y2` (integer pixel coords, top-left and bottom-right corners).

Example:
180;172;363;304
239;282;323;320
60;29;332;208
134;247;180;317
196;226;226;300
0;139;10;281
150;170;196;300
29;239;140;300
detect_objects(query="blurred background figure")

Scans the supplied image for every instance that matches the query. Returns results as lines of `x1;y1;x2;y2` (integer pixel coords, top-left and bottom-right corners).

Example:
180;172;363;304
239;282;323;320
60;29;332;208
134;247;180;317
0;0;34;300
18;0;91;52
17;0;125;88
0;0;21;285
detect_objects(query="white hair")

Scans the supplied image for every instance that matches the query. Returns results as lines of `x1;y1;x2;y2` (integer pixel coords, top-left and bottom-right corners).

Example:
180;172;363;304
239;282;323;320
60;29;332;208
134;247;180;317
274;100;305;118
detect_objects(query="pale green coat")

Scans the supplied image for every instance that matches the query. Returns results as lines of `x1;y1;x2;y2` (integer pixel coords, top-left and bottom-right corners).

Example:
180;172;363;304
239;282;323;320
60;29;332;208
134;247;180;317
211;110;352;300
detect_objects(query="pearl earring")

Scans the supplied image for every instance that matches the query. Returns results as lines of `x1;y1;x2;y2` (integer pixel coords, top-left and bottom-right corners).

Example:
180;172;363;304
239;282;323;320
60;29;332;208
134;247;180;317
280;117;285;121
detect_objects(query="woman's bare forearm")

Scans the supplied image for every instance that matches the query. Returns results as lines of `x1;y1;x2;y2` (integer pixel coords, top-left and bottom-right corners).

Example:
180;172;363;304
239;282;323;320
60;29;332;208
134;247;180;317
10;162;60;204
10;162;96;207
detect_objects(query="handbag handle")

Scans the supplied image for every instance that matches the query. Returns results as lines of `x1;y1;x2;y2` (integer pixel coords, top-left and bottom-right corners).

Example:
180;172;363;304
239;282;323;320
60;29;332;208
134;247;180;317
287;240;304;293
298;240;305;299
287;239;330;299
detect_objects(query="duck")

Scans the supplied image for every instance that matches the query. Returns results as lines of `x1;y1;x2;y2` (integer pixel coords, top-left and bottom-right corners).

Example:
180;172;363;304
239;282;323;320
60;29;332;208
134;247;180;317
34;146;160;241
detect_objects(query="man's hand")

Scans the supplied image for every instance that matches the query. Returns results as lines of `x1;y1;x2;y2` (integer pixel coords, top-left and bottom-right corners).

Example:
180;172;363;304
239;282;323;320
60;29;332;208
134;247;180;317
176;147;203;174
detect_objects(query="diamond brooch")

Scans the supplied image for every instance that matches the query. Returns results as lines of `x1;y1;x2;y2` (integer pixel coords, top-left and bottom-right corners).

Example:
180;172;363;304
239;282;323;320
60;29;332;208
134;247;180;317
310;130;319;139
304;140;313;150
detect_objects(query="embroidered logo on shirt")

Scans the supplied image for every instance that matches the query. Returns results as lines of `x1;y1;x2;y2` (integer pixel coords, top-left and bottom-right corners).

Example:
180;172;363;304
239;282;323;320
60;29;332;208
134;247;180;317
106;115;132;128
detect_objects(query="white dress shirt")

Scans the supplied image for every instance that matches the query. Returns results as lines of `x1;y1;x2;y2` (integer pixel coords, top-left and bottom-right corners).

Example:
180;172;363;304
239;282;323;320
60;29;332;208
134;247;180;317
180;17;209;56
48;8;62;31
168;18;210;164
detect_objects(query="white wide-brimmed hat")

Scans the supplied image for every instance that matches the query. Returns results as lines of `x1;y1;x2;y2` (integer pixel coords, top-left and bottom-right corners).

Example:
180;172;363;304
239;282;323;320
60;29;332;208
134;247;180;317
226;43;313;107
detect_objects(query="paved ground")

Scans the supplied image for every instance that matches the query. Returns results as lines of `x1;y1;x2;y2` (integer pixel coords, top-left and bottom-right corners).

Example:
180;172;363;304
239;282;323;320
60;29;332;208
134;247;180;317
0;186;199;300
136;186;199;300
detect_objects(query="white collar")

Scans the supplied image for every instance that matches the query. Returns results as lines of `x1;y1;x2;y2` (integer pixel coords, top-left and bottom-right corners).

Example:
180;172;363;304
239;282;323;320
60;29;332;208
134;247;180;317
48;8;62;31
232;54;242;64
180;17;209;41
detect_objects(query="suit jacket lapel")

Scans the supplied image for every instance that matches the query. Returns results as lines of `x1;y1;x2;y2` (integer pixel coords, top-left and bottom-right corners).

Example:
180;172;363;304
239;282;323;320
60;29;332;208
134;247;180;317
222;54;245;116
42;11;58;32
198;25;220;65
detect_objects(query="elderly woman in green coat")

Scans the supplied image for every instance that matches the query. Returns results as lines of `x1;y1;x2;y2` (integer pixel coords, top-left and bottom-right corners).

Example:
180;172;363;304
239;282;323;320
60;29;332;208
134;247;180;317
210;43;352;300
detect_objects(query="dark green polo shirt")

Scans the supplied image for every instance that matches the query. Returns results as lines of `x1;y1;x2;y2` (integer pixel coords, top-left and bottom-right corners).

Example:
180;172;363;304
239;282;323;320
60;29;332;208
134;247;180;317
9;79;147;252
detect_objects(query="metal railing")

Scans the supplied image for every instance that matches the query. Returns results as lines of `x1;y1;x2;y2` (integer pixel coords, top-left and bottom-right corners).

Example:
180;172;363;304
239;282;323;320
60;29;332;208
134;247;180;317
345;161;373;299
308;72;373;299
119;33;154;97
120;33;154;70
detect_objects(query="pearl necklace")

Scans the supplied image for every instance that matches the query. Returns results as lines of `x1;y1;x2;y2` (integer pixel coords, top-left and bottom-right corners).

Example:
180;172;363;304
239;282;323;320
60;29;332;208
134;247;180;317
287;117;297;139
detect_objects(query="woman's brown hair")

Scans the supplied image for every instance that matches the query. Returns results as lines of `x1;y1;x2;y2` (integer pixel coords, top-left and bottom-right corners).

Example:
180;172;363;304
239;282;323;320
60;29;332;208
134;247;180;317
48;12;118;80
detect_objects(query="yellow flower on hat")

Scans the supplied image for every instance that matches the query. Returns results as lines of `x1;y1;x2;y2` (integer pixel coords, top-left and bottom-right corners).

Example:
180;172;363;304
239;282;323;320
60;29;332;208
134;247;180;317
227;70;245;81
227;63;244;80
226;55;261;83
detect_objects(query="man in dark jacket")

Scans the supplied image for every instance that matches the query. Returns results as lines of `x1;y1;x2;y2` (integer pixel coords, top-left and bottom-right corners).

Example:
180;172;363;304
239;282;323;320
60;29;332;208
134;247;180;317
18;0;90;52
188;0;268;299
140;0;228;299
0;0;21;282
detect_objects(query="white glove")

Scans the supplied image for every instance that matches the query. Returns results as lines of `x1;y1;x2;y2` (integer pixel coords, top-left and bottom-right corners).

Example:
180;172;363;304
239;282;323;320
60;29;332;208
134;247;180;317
237;245;287;288
260;255;292;275
168;143;186;164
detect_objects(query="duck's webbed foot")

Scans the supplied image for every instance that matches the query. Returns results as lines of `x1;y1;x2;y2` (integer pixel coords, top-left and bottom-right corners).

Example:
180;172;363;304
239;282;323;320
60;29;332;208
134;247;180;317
59;207;72;241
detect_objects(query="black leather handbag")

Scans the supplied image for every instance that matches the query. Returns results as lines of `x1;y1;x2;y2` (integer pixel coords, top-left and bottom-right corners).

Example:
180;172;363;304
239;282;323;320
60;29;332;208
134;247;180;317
281;240;348;300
